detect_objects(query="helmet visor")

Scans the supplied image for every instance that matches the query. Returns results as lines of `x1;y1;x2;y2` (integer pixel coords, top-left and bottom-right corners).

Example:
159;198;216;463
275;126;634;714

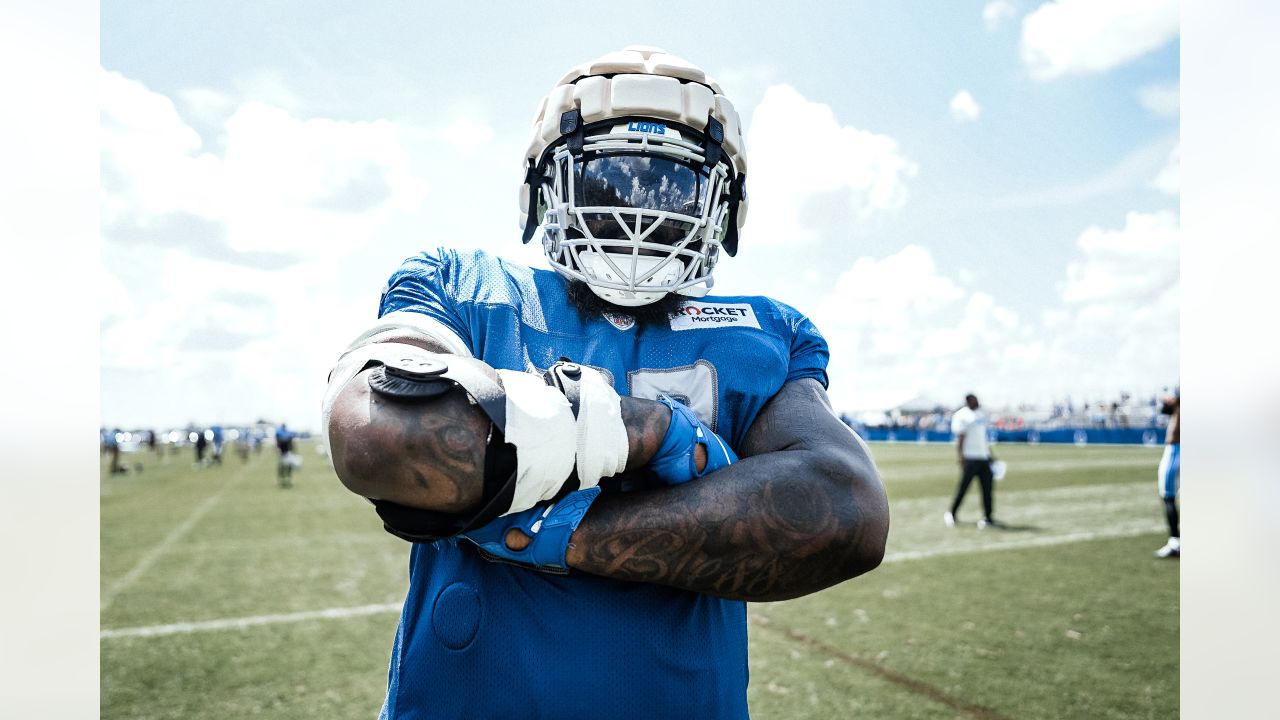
572;155;710;246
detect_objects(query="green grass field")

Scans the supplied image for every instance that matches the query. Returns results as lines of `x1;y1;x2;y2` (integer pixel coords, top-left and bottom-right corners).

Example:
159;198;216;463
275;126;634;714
101;441;1177;719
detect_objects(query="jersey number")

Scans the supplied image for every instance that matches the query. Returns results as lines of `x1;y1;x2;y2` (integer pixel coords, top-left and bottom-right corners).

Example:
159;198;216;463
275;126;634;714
627;360;720;432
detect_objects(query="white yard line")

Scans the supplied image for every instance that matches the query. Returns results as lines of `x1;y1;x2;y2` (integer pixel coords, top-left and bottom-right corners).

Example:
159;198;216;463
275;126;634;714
178;530;393;554
101;471;241;612
883;524;1161;563
101;602;403;640
883;481;1164;561
102;480;1168;640
100;522;1157;641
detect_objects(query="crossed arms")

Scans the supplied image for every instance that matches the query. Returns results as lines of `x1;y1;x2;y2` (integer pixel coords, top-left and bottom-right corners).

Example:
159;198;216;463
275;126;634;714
328;334;889;602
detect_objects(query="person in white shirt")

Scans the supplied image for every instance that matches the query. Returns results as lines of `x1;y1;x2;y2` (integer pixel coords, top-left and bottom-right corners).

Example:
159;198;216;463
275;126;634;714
945;394;1000;528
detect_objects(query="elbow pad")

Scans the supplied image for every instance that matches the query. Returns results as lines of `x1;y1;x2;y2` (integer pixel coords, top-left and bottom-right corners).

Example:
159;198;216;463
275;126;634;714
323;334;628;542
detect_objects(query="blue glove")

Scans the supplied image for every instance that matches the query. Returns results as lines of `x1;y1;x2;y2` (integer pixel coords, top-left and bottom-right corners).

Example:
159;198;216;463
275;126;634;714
648;394;738;485
458;487;601;574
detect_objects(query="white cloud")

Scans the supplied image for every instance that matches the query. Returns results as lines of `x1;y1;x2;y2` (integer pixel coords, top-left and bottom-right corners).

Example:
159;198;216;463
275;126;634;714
100;68;432;428
219;102;427;254
1138;81;1180;116
983;1;1018;31
230;68;303;114
102;69;428;257
712;63;779;113
439;117;495;153
813;245;1015;410
815;211;1179;411
949;90;982;122
100;70;222;221
745;84;917;246
1061;210;1178;304
177;86;237;127
1020;0;1180;81
99;266;134;333
990;135;1176;209
1153;142;1179;194
1046;210;1179;390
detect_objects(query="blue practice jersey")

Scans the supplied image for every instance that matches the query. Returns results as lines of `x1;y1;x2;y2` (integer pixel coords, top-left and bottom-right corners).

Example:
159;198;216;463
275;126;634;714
376;248;829;720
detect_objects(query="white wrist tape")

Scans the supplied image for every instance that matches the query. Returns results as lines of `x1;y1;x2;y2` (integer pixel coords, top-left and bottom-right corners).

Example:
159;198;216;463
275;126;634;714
493;365;629;513
572;367;630;484
496;369;579;513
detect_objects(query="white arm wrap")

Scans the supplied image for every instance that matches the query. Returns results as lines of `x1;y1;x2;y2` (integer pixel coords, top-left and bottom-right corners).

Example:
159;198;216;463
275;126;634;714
496;364;631;513
496;369;579;513
572;367;630;484
321;317;629;517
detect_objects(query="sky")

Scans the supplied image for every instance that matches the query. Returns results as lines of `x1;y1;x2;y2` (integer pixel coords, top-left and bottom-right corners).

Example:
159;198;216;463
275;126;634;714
100;0;1180;429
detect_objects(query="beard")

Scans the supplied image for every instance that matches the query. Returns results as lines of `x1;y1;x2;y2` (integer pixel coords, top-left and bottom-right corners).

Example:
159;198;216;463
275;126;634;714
564;279;688;327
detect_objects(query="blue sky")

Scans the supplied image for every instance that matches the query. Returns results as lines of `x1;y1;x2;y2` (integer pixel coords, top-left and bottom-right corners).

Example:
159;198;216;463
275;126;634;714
100;0;1180;428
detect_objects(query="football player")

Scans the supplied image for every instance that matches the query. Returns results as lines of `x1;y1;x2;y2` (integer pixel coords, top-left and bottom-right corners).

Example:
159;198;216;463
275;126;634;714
1155;392;1180;558
323;46;889;719
946;393;1000;529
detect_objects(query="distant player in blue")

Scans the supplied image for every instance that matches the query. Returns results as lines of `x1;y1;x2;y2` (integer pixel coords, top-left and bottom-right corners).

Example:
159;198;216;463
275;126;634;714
276;423;296;488
1154;393;1180;558
322;47;889;719
210;425;224;465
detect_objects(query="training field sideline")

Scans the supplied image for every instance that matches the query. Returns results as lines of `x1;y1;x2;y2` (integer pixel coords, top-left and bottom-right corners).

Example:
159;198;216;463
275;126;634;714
101;442;1176;719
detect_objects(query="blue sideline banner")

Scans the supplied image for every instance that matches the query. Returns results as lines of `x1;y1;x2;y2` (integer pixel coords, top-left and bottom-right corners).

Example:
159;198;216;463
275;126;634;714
855;426;1162;446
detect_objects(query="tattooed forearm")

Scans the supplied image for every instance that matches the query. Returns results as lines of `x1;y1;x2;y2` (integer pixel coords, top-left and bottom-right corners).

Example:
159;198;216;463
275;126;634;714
619;396;672;471
567;453;876;600
566;379;890;602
